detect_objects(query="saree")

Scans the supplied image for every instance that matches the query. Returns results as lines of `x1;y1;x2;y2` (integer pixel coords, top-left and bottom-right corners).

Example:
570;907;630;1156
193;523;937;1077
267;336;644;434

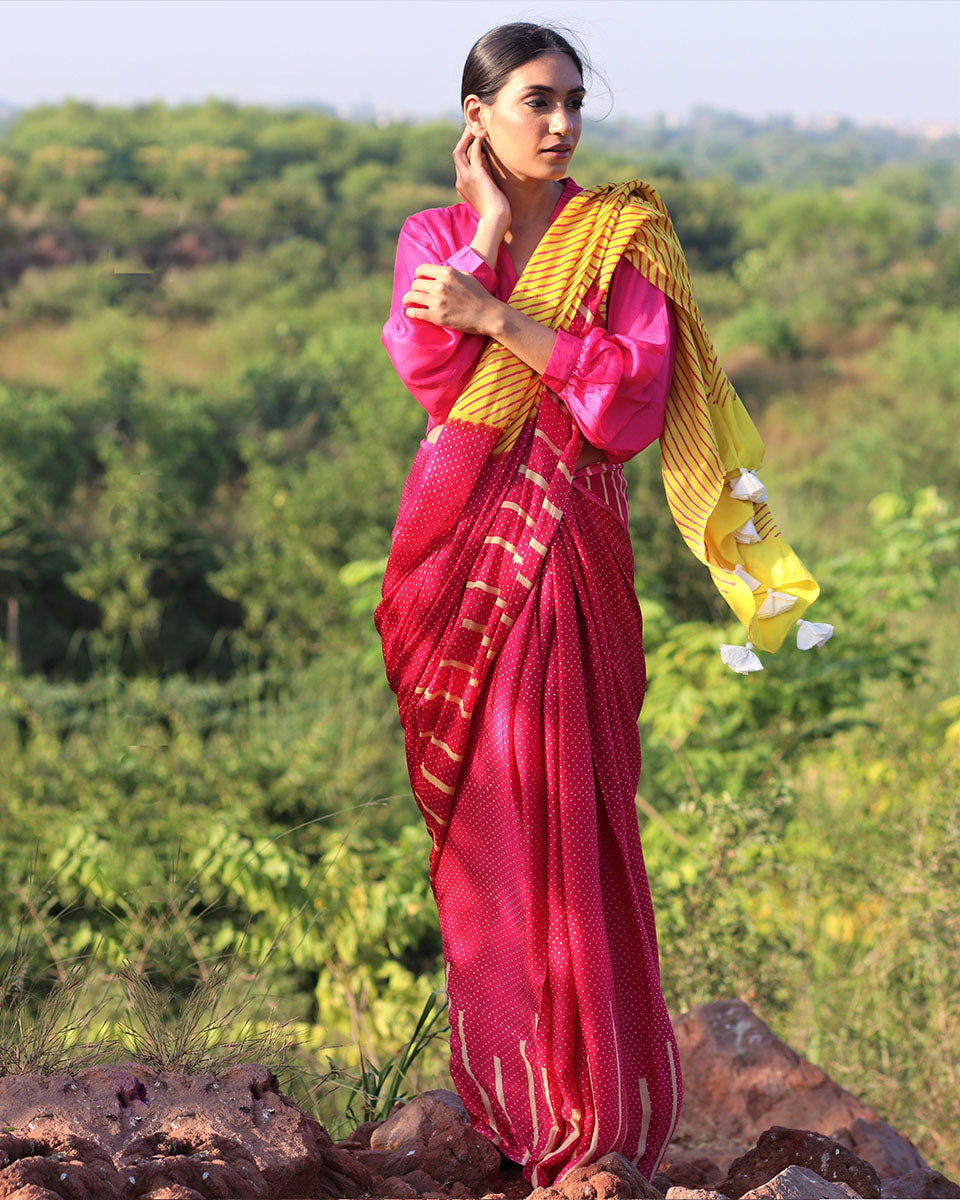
376;180;817;1185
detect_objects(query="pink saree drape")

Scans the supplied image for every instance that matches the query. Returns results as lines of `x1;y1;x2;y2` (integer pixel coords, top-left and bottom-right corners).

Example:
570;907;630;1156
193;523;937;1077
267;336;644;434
376;380;681;1186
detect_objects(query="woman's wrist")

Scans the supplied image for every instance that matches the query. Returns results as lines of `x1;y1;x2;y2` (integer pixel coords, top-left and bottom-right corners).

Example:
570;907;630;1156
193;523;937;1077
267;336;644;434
485;302;558;376
482;296;515;341
471;214;509;268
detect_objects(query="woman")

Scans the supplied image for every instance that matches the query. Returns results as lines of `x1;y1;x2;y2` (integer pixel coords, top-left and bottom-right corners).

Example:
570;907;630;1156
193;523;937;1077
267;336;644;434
376;22;819;1188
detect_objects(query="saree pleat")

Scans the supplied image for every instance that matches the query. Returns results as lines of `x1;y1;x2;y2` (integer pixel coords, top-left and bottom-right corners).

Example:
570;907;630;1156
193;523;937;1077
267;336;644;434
430;430;681;1185
377;384;682;1183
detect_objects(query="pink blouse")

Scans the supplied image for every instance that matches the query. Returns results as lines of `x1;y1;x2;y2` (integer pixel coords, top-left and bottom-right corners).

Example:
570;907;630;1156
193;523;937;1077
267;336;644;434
381;177;676;464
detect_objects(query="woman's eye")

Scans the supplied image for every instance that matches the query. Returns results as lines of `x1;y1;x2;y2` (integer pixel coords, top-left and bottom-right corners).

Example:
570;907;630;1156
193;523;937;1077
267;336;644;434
524;96;583;111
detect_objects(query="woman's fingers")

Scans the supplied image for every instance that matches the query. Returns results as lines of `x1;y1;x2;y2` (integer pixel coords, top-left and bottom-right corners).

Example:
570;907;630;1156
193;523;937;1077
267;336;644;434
413;263;451;285
453;127;477;169
465;134;487;168
457;130;493;181
403;269;440;310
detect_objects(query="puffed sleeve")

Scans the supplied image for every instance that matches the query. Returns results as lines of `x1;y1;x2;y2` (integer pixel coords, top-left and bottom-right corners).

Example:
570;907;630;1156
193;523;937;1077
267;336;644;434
381;210;499;427
541;258;676;463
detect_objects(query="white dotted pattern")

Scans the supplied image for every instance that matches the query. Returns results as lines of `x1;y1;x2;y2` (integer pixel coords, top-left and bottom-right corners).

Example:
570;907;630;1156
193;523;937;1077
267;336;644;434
377;395;683;1188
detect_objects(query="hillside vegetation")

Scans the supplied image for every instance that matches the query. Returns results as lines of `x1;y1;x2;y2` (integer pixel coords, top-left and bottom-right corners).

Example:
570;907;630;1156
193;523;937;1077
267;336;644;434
0;100;958;1170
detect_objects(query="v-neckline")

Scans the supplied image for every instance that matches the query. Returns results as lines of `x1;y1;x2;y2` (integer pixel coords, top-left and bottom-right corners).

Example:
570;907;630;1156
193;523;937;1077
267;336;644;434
499;178;575;293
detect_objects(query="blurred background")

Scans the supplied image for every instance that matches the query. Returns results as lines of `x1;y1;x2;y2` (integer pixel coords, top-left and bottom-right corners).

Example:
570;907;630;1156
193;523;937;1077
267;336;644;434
0;0;957;1173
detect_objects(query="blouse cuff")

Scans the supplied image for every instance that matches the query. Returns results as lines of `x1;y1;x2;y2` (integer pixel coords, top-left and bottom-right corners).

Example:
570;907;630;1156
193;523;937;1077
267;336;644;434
541;328;582;393
446;245;498;293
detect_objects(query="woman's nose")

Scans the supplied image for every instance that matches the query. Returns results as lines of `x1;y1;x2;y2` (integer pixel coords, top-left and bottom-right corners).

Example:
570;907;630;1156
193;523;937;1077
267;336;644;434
549;106;572;135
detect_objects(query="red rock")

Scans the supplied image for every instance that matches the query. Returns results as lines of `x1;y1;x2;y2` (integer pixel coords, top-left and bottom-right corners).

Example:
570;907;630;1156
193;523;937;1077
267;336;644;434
0;1131;126;1199
525;1189;563;1200
597;1170;635;1199
447;1184;475;1198
594;1151;663;1197
661;1150;747;1187
562;1170;618;1200
670;1001;928;1180
143;1189;206;1200
0;1156;115;1199
402;1167;444;1194
556;1151;664;1198
829;1119;928;1182
368;1090;500;1193
717;1126;880;1198
376;1175;421;1198
357;1147;395;1173
0;1186;65;1200
665;1190;726;1199
657;1155;727;1190
880;1169;960;1198
346;1119;381;1149
371;1090;469;1149
126;1153;259;1196
737;1164;859;1198
0;1063;371;1199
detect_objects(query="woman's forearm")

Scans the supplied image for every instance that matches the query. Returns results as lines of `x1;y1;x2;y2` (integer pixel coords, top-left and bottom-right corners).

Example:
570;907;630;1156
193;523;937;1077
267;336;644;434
485;299;558;377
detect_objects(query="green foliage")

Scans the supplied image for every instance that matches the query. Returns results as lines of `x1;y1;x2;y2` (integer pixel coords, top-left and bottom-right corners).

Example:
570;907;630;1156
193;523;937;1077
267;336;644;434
652;175;743;271
63;434;224;675
642;488;959;801
238;346;343;436
590;109;960;188
324;990;449;1133
780;699;960;1166
1;100;959;1173
641;782;803;1018
718;301;802;359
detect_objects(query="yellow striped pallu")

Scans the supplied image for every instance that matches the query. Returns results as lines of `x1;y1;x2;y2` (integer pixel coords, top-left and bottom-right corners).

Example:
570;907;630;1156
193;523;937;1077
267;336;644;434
443;177;819;653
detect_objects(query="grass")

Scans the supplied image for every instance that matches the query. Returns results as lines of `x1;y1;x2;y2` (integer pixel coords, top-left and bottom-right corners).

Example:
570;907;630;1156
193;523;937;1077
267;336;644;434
0;943;300;1080
322;989;449;1135
0;828;450;1141
0;940;449;1144
112;960;299;1076
0;953;105;1075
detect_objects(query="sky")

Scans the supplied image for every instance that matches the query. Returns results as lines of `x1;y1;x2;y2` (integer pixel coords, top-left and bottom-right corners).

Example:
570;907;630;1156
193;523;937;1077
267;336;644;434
0;0;958;128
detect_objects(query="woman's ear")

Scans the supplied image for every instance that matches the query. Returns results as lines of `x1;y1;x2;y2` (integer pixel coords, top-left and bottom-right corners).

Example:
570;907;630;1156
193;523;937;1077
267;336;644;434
463;96;486;138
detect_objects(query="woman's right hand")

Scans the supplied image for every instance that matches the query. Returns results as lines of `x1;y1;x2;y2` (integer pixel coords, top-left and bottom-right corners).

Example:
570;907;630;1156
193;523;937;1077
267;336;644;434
453;127;511;233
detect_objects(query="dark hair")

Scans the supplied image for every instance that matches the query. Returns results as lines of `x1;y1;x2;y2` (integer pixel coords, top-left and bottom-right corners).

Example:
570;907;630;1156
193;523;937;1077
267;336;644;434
461;22;587;105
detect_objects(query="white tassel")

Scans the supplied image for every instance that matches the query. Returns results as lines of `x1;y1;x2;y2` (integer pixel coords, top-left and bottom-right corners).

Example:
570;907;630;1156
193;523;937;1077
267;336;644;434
733;563;763;591
734;517;762;544
796;618;834;650
729;468;768;503
756;589;798;618
720;641;764;674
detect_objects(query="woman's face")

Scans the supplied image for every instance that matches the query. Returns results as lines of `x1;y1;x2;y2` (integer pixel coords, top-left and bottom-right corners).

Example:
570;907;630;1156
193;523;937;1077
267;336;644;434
465;50;584;182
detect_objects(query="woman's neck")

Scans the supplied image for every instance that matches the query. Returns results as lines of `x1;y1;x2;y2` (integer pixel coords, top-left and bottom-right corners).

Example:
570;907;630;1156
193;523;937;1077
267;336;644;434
486;152;564;229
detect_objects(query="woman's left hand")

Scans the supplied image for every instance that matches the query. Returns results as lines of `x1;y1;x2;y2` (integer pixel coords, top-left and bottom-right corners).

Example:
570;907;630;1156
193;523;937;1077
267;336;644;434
403;264;500;336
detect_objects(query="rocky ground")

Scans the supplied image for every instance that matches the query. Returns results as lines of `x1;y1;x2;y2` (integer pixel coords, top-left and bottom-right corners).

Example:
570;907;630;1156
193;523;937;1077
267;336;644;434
0;999;957;1200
